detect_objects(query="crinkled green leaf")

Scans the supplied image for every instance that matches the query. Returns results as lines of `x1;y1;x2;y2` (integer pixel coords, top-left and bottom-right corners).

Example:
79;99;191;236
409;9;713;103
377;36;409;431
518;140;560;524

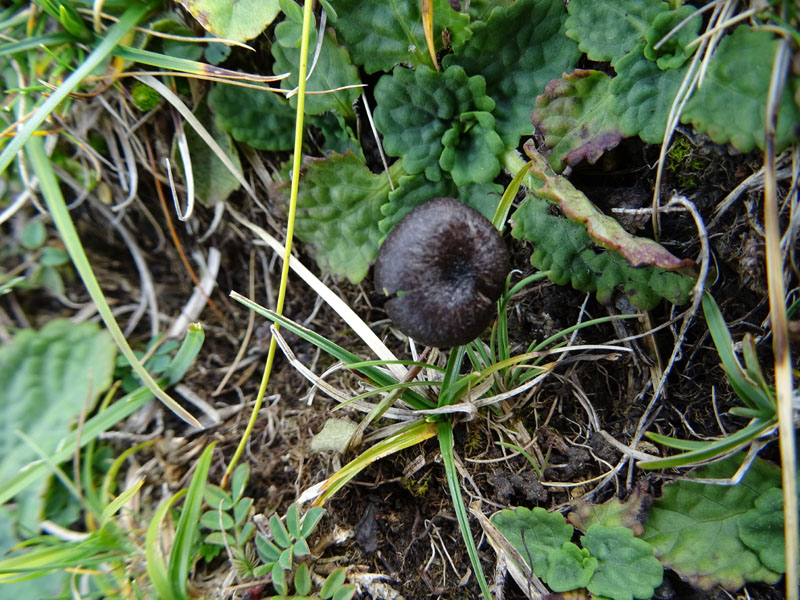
330;0;470;74
380;173;456;235
439;109;504;185
510;195;694;309
181;96;242;205
523;142;695;271
444;0;580;146
682;26;800;152
569;486;650;536
272;13;361;117
294;153;404;282
491;506;574;578
373;64;499;184
583;525;663;600
643;5;702;70
208;83;295;151
457;181;503;221
565;0;668;66
642;455;783;590
532;69;624;172
546;542;597;592
738;487;793;574
178;0;280;42
610;46;688;144
0;320;116;530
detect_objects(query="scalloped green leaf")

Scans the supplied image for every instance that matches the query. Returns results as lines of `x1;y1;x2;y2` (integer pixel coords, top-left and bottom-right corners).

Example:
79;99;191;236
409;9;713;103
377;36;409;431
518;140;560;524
510;195;694;309
208;83;295;151
583;525;663;600
643;4;702;70
311;112;364;160
546;542;597;592
532;69;624;172
642;455;783;590
181;96;242;206
373;64;500;184
178;0;279;42
738;487;793;574
610;46;688;144
457;181;503;220
330;0;470;74
294;153;404;282
491;506;574;578
565;0;669;66
682;26;800;152
444;0;580;146
272;13;361;118
0;320;116;530
569;486;650;536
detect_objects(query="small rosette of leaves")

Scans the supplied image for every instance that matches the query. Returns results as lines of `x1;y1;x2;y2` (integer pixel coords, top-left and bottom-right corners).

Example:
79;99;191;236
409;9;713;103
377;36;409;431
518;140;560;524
330;0;470;74
373;64;503;185
444;0;580;146
642;455;786;590
492;507;662;599
208;83;296;151
681;26;800;152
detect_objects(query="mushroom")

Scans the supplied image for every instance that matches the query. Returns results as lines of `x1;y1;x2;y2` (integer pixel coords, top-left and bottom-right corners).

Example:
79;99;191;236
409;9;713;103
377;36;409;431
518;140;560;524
374;197;510;348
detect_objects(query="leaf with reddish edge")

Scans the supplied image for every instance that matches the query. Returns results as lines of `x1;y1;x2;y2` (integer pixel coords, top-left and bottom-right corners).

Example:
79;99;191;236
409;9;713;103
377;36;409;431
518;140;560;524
532;69;624;172
523;140;695;273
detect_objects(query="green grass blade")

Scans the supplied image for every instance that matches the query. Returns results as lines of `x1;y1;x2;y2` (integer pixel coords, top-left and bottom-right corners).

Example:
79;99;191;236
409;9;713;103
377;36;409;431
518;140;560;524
100;479;145;527
146;491;186;600
0;1;155;174
0;32;74;57
437;421;491;599
24;135;199;426
169;443;216;597
166;322;205;384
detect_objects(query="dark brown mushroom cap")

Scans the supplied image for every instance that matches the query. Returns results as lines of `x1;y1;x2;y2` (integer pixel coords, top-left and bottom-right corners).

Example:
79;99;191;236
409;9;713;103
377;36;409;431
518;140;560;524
374;197;510;348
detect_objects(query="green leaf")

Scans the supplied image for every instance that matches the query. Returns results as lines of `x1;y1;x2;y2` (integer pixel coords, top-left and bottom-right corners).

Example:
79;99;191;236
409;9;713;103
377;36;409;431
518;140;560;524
294;152;402;282
177;0;280;42
204;530;236;546
286;504;300;539
165;323;205;385
300;507;325;539
270;514;291;549
39;247;69;267
204;485;233;511
457;181;503;221
491;506;574;578
566;0;669;66
582;525;663;600
208;84;296;151
234;497;253;527
531;69;624;172
231;463;249;504
546;542;597;592
278;545;293;570
21;221;46;249
333;585;357;600
374;64;501;184
610;47;688;144
330;0;470;73
0;320;115;530
642;455;783;590
272;562;287;594
444;0;579;146
272;15;361;117
200;509;233;531
311;112;364;159
292;537;311;557
320;567;347;599
738;487;792;574
294;563;311;596
255;535;281;563
643;4;702;70
510;195;695;309
682;26;800;153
